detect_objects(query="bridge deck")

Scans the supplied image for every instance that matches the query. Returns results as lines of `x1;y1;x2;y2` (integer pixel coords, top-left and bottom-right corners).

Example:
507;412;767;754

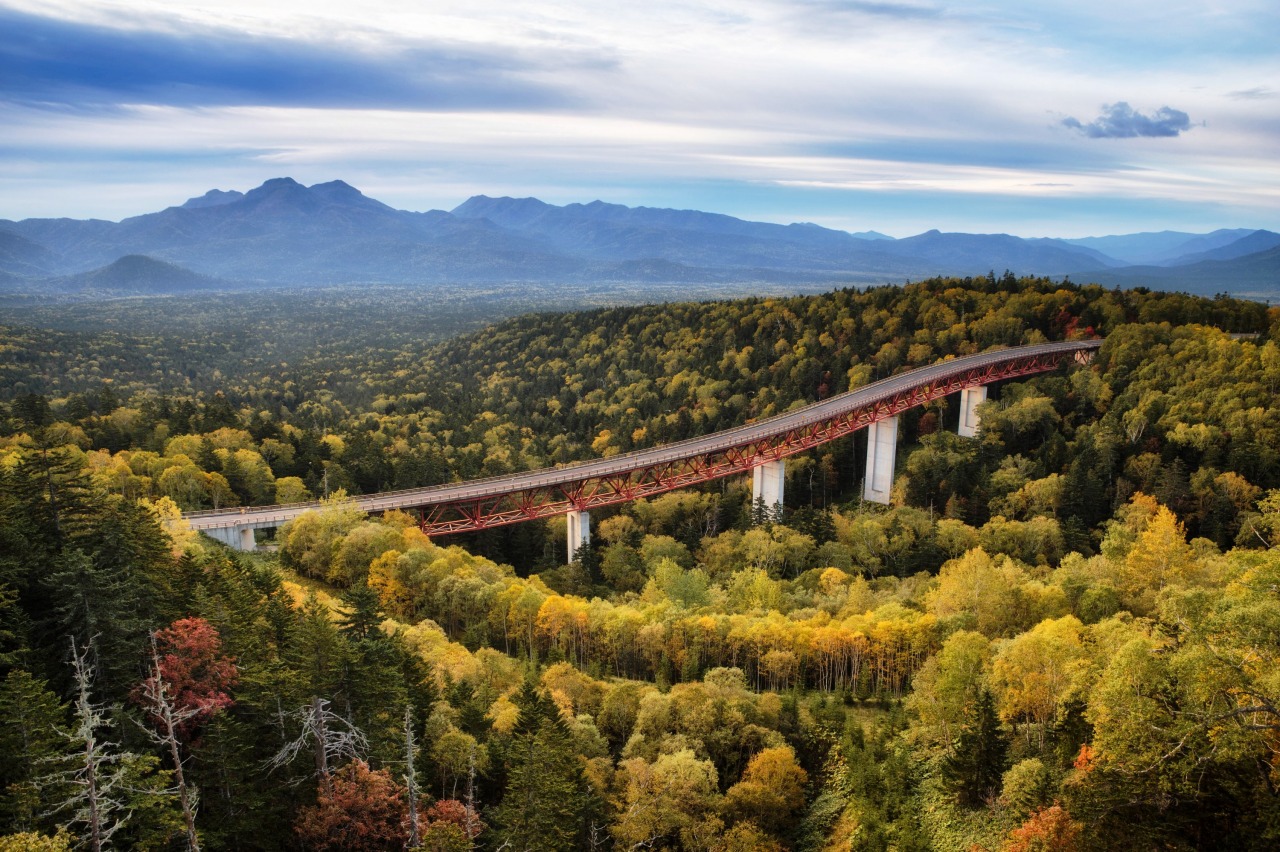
185;339;1101;533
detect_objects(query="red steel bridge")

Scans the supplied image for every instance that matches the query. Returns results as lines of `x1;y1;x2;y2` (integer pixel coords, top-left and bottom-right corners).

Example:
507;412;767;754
185;338;1101;551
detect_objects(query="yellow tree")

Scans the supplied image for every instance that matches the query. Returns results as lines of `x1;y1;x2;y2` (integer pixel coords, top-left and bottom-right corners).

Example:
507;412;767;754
990;616;1089;748
1119;504;1195;613
721;746;807;835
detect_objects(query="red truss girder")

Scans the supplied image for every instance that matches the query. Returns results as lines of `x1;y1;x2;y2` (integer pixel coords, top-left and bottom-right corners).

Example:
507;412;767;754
420;350;1073;536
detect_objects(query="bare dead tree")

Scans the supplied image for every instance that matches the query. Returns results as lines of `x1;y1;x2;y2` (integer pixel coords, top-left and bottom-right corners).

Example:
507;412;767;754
265;697;366;795
404;707;422;849
47;637;130;852
137;633;202;852
463;744;482;848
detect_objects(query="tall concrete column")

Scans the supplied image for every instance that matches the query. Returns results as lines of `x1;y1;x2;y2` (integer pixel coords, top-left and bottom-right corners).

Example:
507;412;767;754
567;510;590;563
863;416;898;504
751;459;785;518
957;385;987;438
205;524;256;552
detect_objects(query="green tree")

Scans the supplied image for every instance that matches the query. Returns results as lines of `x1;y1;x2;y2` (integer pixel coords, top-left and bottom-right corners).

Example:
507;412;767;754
943;688;1009;808
0;671;69;832
493;680;590;851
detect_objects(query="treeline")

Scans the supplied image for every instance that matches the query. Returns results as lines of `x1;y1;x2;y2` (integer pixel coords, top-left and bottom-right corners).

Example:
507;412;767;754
7;432;1277;849
1;277;1280;849
2;278;1275;544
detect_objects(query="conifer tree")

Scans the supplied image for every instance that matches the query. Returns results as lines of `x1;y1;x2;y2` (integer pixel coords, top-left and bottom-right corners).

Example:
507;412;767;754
493;680;589;851
943;688;1009;808
42;550;144;698
0;670;69;832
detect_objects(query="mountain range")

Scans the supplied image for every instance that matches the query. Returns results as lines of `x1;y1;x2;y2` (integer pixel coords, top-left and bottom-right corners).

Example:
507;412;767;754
1;177;1276;299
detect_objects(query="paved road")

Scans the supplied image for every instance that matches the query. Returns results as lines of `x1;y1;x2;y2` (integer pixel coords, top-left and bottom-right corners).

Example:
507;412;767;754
185;339;1102;532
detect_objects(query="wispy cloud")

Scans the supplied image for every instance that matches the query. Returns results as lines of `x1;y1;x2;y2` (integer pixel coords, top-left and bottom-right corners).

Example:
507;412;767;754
0;0;1276;235
795;0;941;20
1228;87;1275;100
0;6;593;110
1062;102;1194;139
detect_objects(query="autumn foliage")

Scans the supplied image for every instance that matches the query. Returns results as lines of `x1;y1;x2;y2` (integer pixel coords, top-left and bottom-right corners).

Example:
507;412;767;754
1002;804;1082;852
133;617;237;738
294;761;408;852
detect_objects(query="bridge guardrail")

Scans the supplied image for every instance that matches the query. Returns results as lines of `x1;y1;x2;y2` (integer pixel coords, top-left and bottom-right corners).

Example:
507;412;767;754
184;338;1102;529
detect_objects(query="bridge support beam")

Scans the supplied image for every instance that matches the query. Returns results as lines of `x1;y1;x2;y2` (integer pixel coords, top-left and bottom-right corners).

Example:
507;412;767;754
205;524;256;552
863;416;898;504
957;385;987;438
751;459;785;520
567;510;590;563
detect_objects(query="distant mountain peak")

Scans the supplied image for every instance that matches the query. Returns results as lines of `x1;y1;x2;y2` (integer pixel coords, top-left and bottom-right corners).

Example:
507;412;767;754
259;177;302;190
452;195;557;229
44;254;219;294
180;189;245;210
309;179;362;197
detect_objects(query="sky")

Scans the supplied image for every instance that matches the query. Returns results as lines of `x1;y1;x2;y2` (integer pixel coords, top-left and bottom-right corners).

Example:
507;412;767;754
1;0;1277;237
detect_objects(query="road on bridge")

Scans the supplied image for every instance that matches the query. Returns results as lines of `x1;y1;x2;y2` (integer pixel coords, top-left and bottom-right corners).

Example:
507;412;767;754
184;338;1102;539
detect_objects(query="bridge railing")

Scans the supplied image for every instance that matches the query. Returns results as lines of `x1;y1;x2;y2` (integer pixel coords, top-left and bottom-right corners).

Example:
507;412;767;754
183;338;1102;526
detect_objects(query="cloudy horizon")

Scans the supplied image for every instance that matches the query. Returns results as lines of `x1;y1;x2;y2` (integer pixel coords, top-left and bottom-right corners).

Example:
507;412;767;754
1;0;1277;238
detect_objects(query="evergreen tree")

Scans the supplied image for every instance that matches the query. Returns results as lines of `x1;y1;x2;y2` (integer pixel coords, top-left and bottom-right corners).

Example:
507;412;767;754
943;688;1009;808
492;680;589;851
288;593;348;703
0;670;70;833
41;549;146;699
336;583;383;643
1061;435;1109;532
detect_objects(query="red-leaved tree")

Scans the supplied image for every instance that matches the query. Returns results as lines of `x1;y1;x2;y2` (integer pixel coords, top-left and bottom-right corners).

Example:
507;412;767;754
426;799;485;842
135;617;237;740
294;761;409;852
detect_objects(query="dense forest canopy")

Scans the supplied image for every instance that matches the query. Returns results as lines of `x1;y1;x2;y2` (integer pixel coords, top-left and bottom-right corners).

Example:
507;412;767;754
1;275;1279;850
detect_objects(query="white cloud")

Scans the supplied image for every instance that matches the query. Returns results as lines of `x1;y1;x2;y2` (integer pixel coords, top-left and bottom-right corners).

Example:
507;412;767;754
1;0;1277;232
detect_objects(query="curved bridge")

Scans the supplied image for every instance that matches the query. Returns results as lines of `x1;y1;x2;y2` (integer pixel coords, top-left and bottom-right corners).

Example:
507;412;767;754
185;338;1101;551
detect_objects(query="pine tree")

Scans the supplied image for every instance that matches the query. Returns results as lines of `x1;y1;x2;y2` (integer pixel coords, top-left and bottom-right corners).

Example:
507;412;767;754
336;583;383;643
334;583;410;764
943;688;1009;808
41;549;145;699
289;592;348;702
493;680;589;851
0;670;70;832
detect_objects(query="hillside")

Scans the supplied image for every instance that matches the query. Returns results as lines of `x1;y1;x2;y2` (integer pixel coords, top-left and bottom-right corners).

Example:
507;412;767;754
1;278;1279;849
1077;244;1280;299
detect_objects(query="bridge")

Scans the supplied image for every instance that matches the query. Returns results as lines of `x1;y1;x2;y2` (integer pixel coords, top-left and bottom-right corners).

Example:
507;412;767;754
185;339;1101;556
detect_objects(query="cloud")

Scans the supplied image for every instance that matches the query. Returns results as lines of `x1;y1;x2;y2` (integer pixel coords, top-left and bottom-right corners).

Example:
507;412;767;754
0;6;593;111
797;0;941;20
1228;87;1275;100
1062;102;1193;138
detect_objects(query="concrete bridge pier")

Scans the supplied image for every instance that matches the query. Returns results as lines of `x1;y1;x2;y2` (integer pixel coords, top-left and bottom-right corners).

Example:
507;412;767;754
752;459;785;518
957;385;987;438
205;524;256;552
567;510;591;563
863;416;898;504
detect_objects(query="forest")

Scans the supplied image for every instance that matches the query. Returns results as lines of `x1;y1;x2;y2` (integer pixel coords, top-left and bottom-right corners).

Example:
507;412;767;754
1;274;1279;851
